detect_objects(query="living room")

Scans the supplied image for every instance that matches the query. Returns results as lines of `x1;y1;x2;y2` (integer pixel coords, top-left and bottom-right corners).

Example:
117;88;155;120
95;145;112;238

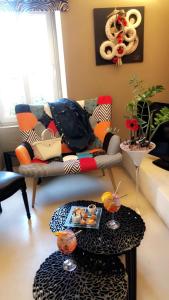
0;0;169;299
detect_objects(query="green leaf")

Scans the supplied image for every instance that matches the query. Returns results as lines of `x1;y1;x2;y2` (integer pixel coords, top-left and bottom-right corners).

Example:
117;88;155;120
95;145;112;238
125;77;165;142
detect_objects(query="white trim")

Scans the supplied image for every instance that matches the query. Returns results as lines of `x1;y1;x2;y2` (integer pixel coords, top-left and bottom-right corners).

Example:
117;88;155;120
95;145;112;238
46;11;63;99
55;11;67;98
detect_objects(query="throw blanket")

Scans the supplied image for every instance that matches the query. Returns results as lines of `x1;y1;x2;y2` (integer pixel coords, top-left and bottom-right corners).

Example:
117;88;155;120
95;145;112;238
49;98;95;152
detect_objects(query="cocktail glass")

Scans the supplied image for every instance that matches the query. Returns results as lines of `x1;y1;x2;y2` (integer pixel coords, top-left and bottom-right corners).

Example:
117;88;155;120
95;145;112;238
56;230;77;272
120;141;156;215
103;193;121;230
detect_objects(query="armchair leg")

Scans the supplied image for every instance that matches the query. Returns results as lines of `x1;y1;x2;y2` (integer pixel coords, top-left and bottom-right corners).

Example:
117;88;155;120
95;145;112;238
107;168;117;191
0;202;2;214
32;178;38;208
101;169;105;176
21;186;31;219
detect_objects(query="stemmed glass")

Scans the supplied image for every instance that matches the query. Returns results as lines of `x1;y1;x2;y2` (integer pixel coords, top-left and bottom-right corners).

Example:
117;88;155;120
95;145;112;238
56;230;77;272
103;192;121;230
120;141;156;215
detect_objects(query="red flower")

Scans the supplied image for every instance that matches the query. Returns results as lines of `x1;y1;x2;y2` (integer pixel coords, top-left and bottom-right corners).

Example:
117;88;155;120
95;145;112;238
125;119;139;131
122;19;127;26
117;16;127;27
112;56;118;64
117;39;123;44
117;47;124;54
117;33;122;38
117;15;122;24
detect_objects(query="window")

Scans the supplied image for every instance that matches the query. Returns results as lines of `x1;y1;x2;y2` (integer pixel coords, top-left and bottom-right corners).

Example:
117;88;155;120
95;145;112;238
0;11;64;124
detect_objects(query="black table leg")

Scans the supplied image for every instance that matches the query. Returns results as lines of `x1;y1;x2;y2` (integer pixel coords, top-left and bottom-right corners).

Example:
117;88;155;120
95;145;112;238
0;202;2;213
126;247;137;300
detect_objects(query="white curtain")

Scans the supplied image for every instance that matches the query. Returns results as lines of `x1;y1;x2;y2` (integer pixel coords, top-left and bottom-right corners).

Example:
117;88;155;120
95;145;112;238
0;11;63;124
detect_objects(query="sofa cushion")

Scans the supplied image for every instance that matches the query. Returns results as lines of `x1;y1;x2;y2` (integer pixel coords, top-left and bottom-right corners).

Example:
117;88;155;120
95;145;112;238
16;96;113;156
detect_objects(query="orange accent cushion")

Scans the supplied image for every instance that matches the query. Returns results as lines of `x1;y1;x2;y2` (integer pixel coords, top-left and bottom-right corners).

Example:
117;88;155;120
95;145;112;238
16;112;38;131
15;145;31;164
61;143;72;153
94;121;111;143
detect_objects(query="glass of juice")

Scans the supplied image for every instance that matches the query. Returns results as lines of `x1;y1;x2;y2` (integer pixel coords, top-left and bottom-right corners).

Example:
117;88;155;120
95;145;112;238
56;230;77;271
102;192;121;230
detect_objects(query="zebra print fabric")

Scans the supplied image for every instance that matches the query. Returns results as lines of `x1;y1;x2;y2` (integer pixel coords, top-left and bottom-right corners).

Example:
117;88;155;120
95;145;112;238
0;0;68;12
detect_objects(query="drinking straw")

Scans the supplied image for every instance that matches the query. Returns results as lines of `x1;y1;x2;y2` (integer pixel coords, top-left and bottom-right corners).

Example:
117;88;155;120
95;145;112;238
75;230;82;236
66;230;82;242
119;194;128;199
114;181;122;196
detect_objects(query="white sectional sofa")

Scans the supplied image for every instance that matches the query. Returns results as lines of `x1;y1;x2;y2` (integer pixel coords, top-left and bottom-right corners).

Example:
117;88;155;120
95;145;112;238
123;152;169;228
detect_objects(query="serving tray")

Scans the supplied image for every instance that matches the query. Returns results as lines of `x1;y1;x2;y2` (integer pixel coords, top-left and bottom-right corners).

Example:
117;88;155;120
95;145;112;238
64;206;102;229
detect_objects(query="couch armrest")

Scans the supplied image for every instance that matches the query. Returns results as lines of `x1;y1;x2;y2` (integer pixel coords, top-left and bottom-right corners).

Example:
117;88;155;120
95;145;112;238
107;135;121;155
15;145;32;165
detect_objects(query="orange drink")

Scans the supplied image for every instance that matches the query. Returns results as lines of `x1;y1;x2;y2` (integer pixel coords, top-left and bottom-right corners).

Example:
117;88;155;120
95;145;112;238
103;194;120;213
101;192;121;230
57;230;77;255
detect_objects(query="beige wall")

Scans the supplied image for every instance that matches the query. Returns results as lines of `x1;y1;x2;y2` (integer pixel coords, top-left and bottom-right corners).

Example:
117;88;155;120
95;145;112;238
0;126;22;168
61;0;169;139
0;0;169;167
0;126;21;152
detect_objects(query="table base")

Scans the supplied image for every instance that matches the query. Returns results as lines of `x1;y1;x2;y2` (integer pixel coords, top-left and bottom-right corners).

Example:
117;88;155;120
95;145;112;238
33;250;128;300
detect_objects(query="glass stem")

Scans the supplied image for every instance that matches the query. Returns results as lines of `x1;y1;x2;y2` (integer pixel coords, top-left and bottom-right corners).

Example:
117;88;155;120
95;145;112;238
135;165;140;213
136;166;139;195
112;212;115;223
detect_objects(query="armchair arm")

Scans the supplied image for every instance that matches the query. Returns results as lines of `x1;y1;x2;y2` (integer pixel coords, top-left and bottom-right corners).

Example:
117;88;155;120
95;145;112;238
107;134;121;155
15;145;32;165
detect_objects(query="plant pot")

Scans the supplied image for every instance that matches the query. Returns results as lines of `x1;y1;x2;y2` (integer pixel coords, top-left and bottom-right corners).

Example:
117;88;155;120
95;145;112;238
120;142;156;167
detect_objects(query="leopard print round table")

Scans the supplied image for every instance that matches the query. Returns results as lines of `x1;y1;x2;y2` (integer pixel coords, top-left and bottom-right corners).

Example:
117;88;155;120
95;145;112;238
50;200;146;255
33;250;128;300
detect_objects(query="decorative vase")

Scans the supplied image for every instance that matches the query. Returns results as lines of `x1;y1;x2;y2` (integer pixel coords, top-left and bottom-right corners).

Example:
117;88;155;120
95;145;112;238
120;142;156;167
120;142;156;214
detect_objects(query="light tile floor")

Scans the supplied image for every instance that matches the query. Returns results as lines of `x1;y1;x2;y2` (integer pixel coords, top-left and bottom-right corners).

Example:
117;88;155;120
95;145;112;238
0;166;169;300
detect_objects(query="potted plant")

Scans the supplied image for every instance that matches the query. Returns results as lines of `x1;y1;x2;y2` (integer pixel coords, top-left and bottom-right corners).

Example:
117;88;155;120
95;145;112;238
120;76;169;214
120;76;169;166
